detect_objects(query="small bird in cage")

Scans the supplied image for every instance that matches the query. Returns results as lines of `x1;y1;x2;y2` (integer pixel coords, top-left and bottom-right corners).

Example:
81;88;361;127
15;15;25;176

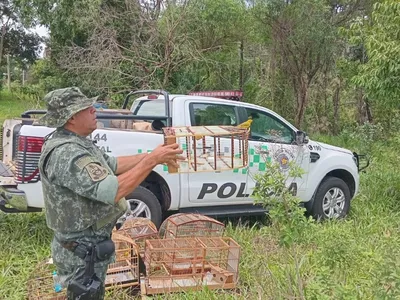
236;116;253;129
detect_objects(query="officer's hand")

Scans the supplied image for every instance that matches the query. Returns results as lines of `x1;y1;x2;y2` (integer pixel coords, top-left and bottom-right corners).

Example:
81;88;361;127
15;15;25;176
150;143;185;166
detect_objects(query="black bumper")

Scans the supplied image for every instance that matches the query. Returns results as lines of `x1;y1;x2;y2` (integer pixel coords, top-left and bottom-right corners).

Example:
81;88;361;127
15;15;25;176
353;152;370;172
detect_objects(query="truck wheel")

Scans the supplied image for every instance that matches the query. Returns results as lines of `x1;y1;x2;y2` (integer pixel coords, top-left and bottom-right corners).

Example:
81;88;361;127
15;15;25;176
124;186;163;228
310;177;351;220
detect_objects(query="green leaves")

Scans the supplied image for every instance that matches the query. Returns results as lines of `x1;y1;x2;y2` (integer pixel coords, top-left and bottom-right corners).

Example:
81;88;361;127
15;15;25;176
347;0;400;108
0;0;44;67
252;154;314;248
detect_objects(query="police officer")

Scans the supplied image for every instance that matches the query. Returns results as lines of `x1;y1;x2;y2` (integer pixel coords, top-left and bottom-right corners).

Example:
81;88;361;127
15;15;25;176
37;87;183;299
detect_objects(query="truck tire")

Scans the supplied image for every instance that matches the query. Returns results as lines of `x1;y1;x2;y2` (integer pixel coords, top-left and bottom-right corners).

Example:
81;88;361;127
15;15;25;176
125;186;163;228
309;176;351;220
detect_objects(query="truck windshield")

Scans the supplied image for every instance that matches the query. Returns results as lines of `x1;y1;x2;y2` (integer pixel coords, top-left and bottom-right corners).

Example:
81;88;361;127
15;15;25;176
131;100;166;116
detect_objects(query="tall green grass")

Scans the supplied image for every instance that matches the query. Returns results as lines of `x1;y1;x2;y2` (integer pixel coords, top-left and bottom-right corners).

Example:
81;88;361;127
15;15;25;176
1;94;399;299
0;89;45;125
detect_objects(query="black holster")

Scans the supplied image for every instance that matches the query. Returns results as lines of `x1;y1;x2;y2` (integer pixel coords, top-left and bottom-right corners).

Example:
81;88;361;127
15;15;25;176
60;239;115;300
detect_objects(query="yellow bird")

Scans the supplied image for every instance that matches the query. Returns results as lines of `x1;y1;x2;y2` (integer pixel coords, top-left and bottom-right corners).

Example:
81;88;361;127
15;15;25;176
237;116;253;129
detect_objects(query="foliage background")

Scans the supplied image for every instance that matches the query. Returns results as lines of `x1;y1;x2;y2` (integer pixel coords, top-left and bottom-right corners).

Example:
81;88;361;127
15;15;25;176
2;0;399;133
1;0;400;298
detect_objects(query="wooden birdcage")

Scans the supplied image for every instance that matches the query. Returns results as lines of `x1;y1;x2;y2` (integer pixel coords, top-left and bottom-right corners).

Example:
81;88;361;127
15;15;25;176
142;237;240;295
163;125;249;173
27;258;67;300
106;233;140;291
159;213;225;239
113;218;159;255
197;237;240;285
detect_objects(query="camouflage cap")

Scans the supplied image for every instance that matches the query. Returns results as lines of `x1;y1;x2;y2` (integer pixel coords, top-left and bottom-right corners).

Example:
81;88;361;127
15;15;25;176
38;87;98;128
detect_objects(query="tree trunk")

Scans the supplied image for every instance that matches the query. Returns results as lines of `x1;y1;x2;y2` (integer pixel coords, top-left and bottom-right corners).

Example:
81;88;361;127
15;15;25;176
294;79;308;128
364;98;373;123
356;89;374;124
357;88;365;124
332;81;340;135
7;54;11;89
270;46;276;111
0;25;6;67
239;40;244;91
324;71;329;117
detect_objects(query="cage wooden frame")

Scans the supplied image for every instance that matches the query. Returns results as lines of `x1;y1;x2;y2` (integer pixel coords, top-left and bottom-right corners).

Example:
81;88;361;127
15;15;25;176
142;236;240;295
163;125;249;173
105;232;140;291
158;213;225;239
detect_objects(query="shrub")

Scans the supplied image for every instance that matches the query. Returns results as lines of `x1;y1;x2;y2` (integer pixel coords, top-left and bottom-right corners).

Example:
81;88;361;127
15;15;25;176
251;145;316;247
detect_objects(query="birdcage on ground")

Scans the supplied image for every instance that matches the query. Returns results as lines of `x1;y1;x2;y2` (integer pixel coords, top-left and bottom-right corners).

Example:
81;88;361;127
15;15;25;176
27;258;67;300
105;233;140;291
158;213;225;239
197;236;240;286
113;217;159;255
163;125;249;173
142;236;240;295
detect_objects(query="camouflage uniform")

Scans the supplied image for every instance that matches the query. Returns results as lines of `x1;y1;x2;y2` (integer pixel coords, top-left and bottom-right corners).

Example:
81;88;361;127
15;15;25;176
37;87;128;299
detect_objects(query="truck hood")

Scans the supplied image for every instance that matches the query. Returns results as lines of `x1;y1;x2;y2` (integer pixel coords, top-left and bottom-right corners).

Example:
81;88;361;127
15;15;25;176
314;141;353;155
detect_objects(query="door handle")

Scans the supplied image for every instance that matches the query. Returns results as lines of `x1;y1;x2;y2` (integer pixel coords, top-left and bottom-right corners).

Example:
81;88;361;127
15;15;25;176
256;150;269;155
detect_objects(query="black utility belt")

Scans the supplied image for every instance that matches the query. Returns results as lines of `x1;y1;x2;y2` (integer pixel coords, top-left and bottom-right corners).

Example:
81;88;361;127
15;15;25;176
59;239;115;262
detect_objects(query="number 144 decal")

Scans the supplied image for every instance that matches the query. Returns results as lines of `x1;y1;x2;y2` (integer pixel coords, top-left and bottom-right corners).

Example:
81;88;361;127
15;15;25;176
90;133;107;142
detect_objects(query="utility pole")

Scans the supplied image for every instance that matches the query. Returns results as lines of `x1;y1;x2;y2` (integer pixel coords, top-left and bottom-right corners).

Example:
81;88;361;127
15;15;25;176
7;54;11;90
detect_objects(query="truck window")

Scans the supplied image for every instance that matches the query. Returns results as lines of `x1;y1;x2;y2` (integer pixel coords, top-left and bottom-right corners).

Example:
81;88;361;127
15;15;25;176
131;100;166;116
190;103;237;126
245;108;294;144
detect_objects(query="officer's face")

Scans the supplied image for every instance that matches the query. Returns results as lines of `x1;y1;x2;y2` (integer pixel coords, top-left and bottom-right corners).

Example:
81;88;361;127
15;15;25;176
70;106;98;135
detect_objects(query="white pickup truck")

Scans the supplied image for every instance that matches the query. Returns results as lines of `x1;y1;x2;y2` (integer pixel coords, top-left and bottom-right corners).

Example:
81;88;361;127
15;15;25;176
0;90;368;227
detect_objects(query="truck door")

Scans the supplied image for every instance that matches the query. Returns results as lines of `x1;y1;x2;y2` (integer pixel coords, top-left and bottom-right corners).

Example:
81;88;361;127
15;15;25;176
242;107;310;199
184;101;250;205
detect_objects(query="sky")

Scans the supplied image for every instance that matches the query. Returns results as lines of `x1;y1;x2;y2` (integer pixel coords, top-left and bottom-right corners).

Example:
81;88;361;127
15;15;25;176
32;25;49;57
34;25;49;37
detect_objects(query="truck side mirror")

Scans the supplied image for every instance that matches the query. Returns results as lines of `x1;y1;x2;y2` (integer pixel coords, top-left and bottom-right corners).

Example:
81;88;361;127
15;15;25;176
295;131;309;145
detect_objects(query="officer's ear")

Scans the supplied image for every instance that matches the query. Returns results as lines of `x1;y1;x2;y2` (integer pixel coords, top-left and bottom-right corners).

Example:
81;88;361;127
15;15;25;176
66;114;77;125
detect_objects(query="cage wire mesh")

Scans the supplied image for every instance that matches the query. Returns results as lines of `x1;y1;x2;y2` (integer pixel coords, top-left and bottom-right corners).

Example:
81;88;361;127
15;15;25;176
158;213;225;239
163;125;249;173
106;232;140;291
113;217;159;255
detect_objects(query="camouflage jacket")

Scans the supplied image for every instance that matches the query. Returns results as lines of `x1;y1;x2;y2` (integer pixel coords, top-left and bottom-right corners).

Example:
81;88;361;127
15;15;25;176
38;128;127;236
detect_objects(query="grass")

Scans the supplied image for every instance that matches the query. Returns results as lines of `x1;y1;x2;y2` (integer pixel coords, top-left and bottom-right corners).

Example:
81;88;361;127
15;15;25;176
1;90;400;299
0;89;45;124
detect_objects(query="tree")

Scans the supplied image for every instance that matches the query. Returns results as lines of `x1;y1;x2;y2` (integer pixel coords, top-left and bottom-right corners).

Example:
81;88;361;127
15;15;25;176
42;0;248;95
52;0;203;94
0;0;43;67
169;0;249;92
350;0;400;110
252;0;366;128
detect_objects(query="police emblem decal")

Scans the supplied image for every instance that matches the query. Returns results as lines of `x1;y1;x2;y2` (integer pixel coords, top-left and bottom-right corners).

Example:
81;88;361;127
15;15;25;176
273;148;295;171
277;153;290;170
